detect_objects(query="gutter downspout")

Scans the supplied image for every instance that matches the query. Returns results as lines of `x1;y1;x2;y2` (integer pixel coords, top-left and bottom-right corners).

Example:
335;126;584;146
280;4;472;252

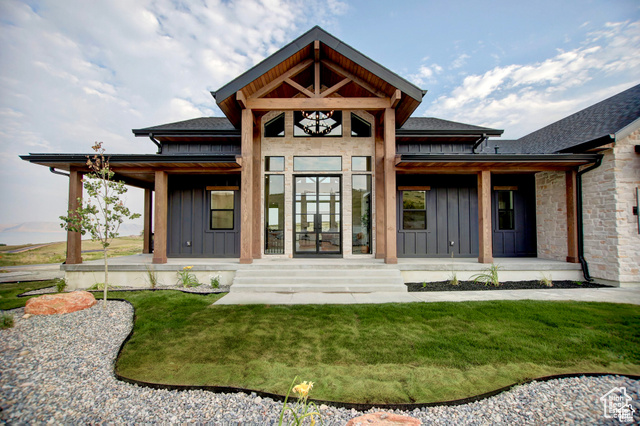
149;133;162;154
471;133;487;154
576;154;604;282
49;167;70;177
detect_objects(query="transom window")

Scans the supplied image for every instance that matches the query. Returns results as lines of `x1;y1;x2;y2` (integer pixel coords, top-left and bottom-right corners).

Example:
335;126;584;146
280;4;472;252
265;156;285;172
210;190;234;230
294;111;342;137
294;156;342;171
352;156;371;172
264;113;285;137
402;190;427;230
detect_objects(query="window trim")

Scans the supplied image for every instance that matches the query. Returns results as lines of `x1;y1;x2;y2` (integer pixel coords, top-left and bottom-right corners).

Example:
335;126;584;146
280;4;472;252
401;190;428;230
209;189;235;231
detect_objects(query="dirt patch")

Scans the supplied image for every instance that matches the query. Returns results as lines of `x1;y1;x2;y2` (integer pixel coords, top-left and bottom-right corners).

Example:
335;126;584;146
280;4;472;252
406;280;609;292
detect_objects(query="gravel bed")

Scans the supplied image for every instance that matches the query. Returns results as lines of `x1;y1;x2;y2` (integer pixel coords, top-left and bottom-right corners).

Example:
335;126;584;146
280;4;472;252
1;302;638;424
407;280;607;292
20;284;229;297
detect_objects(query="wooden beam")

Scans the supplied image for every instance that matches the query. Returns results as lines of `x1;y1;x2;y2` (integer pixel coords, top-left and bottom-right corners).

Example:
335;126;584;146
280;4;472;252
374;117;385;259
142;188;153;254
284;78;315;98
240;108;253;264
314;41;321;96
314;40;320;61
566;170;579;263
246;97;391;111
249;59;313;99
477;170;493;264
320;77;350;98
66;168;83;265
152;170;168;264
384;108;397;264
391;89;401;108
236;90;247;109
252;123;262;259
321;60;387;98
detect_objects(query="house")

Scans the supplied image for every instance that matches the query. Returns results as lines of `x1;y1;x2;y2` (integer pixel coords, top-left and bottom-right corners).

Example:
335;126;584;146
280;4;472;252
20;27;639;288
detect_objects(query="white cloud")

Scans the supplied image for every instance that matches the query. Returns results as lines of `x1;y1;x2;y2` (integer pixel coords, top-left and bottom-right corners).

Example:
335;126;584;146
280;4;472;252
425;20;640;138
450;53;470;69
0;0;346;231
410;63;443;86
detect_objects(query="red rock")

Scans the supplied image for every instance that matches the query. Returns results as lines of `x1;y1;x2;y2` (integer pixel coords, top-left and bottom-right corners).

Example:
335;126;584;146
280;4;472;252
25;291;97;315
346;412;421;426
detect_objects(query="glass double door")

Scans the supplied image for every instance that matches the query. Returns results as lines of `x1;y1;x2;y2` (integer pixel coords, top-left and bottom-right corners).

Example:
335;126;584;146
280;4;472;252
294;176;341;256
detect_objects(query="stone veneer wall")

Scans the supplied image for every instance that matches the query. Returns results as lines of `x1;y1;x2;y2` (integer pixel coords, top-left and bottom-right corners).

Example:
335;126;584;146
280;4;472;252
583;128;640;285
535;171;568;261
260;110;376;258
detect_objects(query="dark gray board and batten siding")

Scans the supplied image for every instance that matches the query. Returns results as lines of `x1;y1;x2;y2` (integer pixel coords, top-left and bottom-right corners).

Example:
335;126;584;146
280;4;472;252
397;175;479;258
167;175;240;258
396;142;473;154
161;142;240;155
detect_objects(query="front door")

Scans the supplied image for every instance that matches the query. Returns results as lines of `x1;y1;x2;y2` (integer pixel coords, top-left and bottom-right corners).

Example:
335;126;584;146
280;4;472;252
294;175;342;256
492;175;537;257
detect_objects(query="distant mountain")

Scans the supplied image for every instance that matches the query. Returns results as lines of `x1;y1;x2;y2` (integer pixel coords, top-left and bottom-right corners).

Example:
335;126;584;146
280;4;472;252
0;221;143;245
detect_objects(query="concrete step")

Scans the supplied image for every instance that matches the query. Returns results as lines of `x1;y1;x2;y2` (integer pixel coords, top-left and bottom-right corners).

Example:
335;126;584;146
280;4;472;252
231;267;406;293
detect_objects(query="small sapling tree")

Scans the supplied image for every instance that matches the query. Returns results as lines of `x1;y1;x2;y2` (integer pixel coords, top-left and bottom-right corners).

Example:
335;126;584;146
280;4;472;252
60;142;140;308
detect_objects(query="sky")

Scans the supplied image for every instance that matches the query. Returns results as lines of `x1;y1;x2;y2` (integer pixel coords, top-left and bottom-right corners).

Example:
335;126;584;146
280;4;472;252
0;0;639;244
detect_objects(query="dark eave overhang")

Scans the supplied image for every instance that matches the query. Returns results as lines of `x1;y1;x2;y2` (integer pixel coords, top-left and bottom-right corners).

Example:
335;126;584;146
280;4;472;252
557;134;615;153
131;129;240;138
396;129;503;137
20;153;240;169
398;153;600;166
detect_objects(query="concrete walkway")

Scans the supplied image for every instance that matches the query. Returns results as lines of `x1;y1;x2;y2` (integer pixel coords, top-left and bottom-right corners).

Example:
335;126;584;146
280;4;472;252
0;264;64;283
214;286;640;305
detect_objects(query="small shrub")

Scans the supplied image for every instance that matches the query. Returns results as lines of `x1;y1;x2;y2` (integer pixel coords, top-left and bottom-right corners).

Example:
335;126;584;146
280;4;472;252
210;275;221;289
539;273;553;287
1;312;15;329
145;266;158;289
573;281;583;286
177;266;199;288
449;272;459;286
471;264;501;287
88;282;120;291
55;278;67;293
421;281;427;288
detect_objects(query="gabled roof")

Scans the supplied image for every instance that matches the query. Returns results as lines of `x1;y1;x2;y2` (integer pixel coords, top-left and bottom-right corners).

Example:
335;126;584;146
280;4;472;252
516;83;640;153
212;26;425;128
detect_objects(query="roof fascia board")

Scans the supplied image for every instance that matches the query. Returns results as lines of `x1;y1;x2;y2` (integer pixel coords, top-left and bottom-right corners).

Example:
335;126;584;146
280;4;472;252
20;154;239;163
397;129;503;136
615;116;640;142
557;135;615;153
400;153;600;163
213;26;424;104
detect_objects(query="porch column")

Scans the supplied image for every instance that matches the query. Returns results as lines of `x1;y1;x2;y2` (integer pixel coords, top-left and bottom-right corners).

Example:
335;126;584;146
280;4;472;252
384;108;397;264
240;108;253;264
477;170;493;263
374;116;386;259
252;123;262;259
142;188;153;254
66;167;83;264
152;171;168;264
565;170;579;263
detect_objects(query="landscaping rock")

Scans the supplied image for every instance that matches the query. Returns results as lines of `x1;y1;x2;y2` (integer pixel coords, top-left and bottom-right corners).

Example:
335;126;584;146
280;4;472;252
346;412;421;425
25;291;97;315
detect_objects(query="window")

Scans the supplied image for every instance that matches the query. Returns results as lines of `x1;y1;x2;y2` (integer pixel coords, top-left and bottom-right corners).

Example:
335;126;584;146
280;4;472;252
293;156;342;171
497;191;515;230
264;113;285;137
352;175;371;254
265;156;285;172
210;191;234;230
351;156;371;172
351;113;371;137
265;175;285;254
294;110;342;137
402;191;427;230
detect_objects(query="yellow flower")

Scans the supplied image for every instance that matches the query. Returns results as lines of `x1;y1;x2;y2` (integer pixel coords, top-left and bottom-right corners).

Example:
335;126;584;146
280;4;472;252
292;381;314;398
183;266;193;270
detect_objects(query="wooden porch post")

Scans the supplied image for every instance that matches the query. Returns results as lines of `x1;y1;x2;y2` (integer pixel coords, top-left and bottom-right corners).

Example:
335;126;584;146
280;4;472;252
66;167;83;264
374;115;386;259
240;108;254;264
142;188;153;254
152;171;168;264
477;170;493;263
384;108;397;264
565;170;579;263
252;123;262;259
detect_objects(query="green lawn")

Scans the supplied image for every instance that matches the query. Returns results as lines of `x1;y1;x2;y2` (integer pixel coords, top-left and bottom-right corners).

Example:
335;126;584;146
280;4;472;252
3;286;639;404
0;280;58;310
